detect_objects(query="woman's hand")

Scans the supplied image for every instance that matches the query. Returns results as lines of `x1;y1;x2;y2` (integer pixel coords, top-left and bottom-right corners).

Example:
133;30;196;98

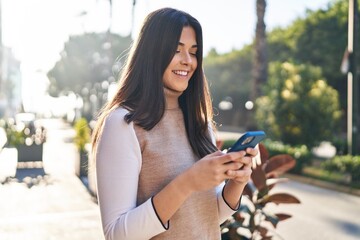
225;147;258;185
221;147;258;210
183;150;253;193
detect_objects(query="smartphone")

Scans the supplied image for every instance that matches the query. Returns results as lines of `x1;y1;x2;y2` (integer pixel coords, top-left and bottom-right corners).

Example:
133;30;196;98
227;131;266;153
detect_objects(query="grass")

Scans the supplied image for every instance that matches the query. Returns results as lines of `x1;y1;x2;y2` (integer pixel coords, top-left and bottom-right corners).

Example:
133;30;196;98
301;165;360;190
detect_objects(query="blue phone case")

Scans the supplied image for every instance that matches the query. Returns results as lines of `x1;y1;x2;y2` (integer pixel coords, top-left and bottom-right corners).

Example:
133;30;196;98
227;131;266;153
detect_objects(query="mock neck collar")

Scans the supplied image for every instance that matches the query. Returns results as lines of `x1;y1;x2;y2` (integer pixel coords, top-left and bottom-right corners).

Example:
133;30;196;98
164;88;182;110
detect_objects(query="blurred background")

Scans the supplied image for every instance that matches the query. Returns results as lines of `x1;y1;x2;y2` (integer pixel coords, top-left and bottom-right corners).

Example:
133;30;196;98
0;0;360;239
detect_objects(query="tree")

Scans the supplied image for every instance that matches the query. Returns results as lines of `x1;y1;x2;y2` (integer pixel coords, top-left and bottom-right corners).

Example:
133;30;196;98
252;0;268;101
255;62;342;149
204;46;253;128
267;0;355;112
47;32;132;97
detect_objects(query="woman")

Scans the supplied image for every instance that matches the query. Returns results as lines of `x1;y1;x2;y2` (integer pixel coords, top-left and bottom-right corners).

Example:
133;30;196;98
91;7;257;240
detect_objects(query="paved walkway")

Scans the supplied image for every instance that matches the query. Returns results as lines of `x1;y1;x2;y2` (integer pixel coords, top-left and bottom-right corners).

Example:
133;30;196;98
0;119;104;240
1;120;360;240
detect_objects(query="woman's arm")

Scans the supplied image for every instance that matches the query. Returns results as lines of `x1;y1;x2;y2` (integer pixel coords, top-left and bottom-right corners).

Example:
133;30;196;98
217;148;257;223
96;109;166;240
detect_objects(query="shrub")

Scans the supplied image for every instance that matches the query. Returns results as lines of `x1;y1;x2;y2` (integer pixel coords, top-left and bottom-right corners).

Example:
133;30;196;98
262;139;311;174
0;118;46;147
74;118;91;153
255;62;342;149
322;155;360;182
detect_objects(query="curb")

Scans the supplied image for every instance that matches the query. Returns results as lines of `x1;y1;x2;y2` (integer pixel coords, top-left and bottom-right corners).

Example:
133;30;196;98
284;173;360;197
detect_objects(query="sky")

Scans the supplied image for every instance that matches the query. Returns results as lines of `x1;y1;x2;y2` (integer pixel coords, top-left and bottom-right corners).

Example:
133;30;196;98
1;0;332;112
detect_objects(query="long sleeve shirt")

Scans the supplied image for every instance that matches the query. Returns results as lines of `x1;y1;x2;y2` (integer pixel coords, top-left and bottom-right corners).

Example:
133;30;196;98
96;107;236;240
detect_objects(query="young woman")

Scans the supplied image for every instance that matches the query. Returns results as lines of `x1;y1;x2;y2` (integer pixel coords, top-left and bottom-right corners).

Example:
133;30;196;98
91;7;258;240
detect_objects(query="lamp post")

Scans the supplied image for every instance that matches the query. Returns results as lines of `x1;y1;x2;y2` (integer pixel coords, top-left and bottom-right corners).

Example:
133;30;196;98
347;0;359;155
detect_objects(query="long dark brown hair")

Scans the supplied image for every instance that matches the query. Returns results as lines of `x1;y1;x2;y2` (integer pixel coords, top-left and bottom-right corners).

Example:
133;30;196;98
92;8;217;158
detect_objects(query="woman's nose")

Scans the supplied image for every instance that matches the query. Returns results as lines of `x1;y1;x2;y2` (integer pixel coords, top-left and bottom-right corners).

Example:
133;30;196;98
180;52;192;65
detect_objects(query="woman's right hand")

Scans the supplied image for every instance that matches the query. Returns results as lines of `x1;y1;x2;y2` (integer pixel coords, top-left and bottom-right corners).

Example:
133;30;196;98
183;150;247;193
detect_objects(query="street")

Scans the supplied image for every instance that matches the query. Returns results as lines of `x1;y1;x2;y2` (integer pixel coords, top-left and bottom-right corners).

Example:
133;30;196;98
264;180;360;240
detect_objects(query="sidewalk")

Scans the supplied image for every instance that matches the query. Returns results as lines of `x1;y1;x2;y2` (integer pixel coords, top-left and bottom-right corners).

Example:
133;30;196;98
0;119;104;240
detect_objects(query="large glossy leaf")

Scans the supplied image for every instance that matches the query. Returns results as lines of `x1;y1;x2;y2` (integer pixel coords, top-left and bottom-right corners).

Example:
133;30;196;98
264;154;296;177
275;213;292;221
262;193;301;205
266;178;289;190
258;143;269;165
263;212;292;228
239;204;252;215
233;212;246;224
256;225;269;237
243;183;254;199
251;162;268;193
263;212;280;228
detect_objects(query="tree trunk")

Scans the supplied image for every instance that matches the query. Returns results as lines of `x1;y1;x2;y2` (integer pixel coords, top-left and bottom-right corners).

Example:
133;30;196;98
252;0;268;101
247;0;267;130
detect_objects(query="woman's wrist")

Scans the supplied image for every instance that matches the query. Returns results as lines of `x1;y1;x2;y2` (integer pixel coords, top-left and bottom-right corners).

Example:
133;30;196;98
223;179;246;210
174;171;194;197
226;178;248;188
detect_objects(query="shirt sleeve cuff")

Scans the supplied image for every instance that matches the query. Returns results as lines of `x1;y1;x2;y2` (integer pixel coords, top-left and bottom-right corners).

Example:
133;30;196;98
216;184;242;224
151;197;170;230
125;198;168;239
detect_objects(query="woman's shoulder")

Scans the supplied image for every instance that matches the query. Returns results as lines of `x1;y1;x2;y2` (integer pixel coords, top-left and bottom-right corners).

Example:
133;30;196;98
105;107;131;127
109;106;129;117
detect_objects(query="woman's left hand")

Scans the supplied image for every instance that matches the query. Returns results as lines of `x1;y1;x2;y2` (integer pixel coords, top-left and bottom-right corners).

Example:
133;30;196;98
225;148;258;185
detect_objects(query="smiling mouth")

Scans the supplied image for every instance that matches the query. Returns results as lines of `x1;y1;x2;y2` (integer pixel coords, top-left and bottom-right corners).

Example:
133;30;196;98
173;70;189;76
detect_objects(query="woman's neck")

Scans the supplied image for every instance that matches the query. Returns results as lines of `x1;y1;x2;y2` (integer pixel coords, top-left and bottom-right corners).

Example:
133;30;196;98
164;87;181;110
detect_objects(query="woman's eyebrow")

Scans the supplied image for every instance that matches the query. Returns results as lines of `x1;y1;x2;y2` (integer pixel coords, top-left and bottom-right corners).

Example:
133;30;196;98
179;42;198;48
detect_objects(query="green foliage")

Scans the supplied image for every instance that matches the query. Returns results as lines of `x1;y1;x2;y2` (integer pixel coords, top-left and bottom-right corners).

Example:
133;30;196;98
47;32;132;96
221;139;237;151
322;155;360;182
221;144;301;239
262;139;311;174
267;0;351;109
74;118;91;153
204;46;253;127
203;0;354;132
0;118;46;148
204;46;253;106
255;62;342;149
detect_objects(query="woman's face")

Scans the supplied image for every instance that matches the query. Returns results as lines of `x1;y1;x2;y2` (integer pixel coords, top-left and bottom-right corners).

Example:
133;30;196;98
163;26;198;93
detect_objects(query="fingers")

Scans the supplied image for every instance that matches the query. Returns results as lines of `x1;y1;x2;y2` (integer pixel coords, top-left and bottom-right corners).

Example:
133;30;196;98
245;147;258;157
226;168;252;180
219;151;246;164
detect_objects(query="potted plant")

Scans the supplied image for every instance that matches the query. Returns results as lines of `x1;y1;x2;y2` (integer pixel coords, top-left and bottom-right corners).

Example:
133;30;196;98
221;144;301;240
0;117;46;163
74;117;91;177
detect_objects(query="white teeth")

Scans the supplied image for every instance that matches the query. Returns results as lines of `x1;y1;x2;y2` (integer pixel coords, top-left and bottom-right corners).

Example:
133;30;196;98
173;70;188;76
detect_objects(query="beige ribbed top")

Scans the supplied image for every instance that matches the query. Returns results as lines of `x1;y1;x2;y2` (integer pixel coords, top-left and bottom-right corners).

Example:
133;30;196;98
134;107;221;239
